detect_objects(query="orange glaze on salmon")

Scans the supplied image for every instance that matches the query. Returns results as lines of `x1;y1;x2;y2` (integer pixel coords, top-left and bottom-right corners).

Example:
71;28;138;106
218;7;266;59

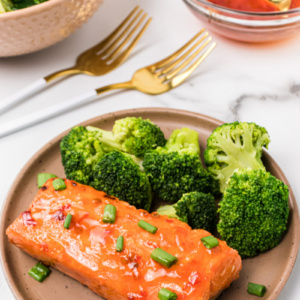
6;179;242;300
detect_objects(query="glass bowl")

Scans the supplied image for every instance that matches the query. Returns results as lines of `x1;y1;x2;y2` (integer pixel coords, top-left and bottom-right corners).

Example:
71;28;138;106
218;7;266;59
183;0;300;42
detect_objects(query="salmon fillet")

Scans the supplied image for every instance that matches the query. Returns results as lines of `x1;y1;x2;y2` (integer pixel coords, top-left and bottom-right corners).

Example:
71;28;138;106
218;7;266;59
6;179;242;300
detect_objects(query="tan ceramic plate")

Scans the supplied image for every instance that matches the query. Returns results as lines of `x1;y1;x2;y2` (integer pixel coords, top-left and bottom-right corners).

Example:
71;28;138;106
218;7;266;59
1;108;299;300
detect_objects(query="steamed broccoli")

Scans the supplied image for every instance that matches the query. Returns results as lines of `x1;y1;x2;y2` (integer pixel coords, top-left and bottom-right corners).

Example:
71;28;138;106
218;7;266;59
0;0;13;11
87;117;166;158
143;128;219;203
91;151;152;211
218;168;289;258
14;0;47;9
204;122;270;193
157;192;217;232
60;121;146;185
60;125;151;211
0;0;47;12
60;126;107;185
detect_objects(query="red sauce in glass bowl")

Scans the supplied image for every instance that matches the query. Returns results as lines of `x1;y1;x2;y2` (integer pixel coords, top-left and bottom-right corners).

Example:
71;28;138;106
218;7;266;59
291;0;300;8
207;0;300;12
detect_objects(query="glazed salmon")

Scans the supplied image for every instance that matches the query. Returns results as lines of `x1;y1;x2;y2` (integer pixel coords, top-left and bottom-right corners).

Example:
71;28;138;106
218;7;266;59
6;179;242;300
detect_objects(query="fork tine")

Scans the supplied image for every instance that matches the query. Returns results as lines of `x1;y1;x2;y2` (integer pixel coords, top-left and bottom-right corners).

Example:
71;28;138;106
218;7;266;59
165;35;213;80
152;29;205;70
100;10;145;57
103;12;149;60
169;42;216;88
109;17;152;65
90;6;142;53
159;32;209;76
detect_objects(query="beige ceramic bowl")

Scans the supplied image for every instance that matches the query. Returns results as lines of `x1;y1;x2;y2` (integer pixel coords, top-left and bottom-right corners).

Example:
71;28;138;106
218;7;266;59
0;0;104;57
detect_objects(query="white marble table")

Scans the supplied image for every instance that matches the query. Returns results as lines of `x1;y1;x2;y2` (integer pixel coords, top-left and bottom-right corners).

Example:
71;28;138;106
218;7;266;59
1;0;300;299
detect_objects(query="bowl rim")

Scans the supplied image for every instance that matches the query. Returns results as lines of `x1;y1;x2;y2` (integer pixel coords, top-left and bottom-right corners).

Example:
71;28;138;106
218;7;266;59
184;0;300;27
184;0;300;16
0;0;64;19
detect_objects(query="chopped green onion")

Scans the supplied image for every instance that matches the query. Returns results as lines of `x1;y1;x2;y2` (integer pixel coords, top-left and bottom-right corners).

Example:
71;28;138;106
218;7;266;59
151;248;178;268
158;288;178;300
28;262;51;282
201;235;219;249
52;178;66;191
116;236;124;252
103;204;116;224
63;213;72;229
138;220;158;234
247;282;266;297
37;173;57;188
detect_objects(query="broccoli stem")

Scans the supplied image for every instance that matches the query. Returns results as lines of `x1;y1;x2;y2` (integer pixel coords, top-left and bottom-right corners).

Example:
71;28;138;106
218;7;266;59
0;0;14;11
209;134;265;190
214;134;264;170
157;205;178;219
126;154;144;171
87;126;123;152
165;128;200;155
86;126;143;171
0;2;5;12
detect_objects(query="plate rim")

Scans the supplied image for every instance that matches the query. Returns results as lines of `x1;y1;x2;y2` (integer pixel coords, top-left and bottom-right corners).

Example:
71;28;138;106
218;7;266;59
1;107;299;300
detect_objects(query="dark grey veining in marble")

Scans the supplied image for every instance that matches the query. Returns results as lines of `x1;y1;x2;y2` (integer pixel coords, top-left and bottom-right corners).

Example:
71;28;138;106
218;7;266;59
229;83;300;121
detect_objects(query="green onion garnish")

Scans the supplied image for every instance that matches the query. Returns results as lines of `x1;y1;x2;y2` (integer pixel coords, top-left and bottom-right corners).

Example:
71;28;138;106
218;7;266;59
52;178;66;191
138;220;158;234
103;204;116;224
63;213;72;229
158;288;178;300
28;262;51;282
201;235;219;249
37;173;57;188
247;282;266;297
151;248;178;268
116;236;124;252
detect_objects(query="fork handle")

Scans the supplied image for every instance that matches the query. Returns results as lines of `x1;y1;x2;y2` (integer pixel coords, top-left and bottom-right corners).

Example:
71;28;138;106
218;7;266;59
0;90;98;138
0;81;134;138
0;78;47;115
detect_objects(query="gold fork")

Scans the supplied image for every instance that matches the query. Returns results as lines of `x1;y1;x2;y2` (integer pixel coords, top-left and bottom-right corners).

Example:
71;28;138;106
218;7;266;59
45;6;151;81
0;6;151;114
0;30;216;138
96;29;216;95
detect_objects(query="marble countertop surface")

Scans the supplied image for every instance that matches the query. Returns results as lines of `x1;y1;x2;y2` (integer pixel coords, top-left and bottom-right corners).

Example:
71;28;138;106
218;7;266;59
1;0;300;299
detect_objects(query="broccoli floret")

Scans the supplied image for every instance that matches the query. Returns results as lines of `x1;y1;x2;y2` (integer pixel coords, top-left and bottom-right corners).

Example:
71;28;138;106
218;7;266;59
157;192;217;232
60;126;151;211
218;168;289;258
87;117;166;158
0;2;5;12
15;0;47;9
143;128;219;203
164;127;200;155
0;0;47;11
204;122;270;193
0;0;14;11
60;126;107;185
91;151;152;211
